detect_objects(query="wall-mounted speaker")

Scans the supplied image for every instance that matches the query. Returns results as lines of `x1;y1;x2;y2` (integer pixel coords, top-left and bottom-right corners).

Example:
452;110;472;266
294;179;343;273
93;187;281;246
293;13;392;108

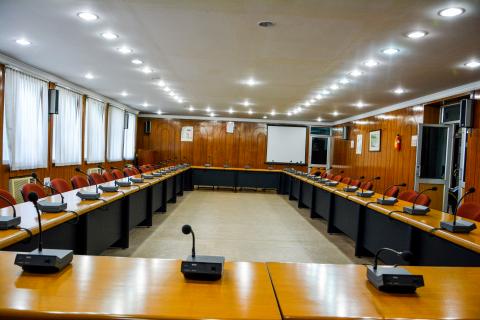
342;126;349;140
124;113;129;129
48;89;59;114
144;120;152;134
460;99;473;128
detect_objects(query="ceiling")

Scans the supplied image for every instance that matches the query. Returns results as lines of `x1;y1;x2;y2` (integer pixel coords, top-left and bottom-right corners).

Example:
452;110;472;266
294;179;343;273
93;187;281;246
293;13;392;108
0;0;479;122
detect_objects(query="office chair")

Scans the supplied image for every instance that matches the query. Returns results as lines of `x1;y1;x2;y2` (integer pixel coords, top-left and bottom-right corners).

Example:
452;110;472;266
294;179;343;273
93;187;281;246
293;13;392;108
349;179;362;187
102;171;115;182
326;173;334;180
89;173;105;185
0;189;16;208
71;176;90;189
111;169;124;179
360;181;373;191
457;202;480;222
21;183;47;202
384;186;400;198
50;178;72;194
123;167;136;177
341;177;351;185
398;190;418;202
333;175;343;182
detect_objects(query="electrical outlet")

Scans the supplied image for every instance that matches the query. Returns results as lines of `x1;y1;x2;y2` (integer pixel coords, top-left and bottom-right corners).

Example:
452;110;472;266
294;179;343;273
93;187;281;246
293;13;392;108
44;177;51;186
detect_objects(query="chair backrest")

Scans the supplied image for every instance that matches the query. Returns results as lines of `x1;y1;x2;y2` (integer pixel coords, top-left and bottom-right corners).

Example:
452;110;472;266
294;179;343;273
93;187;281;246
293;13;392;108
111;169;124;179
102;171;115;182
139;165;150;173
132;167;141;174
398;190;417;202
385;186;400;198
123;167;136;177
349;179;361;187
50;178;72;194
415;194;431;207
326;173;334;180
0;189;16;208
71;175;90;189
360;181;373;190
333;175;343;182
457;202;480;222
341;177;351;185
21;183;47;202
89;173;105;185
320;171;327;178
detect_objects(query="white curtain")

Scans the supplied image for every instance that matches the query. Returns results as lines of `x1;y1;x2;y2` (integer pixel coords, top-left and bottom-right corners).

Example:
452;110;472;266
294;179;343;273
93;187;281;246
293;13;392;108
52;87;82;166
123;112;136;160
107;106;125;162
2;68;48;170
85;98;106;163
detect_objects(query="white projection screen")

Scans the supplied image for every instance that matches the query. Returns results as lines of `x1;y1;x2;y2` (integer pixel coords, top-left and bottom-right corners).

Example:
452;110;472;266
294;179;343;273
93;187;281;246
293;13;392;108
266;125;307;164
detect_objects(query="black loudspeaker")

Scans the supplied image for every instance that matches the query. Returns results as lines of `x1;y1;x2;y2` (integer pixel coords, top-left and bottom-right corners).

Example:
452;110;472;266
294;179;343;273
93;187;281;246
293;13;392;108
460;99;473;128
144;120;152;134
48;89;59;114
342;126;349;140
124;113;129;129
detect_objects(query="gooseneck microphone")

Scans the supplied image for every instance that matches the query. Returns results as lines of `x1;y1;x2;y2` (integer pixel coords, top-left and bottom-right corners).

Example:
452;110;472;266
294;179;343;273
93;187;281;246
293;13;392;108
28;192;43;251
182;224;195;258
0;193;21;229
32;172;64;204
356;176;380;198
75;167;98;193
373;248;412;271
412;187;437;211
74;167;102;200
382;183;407;200
403;187;437;215
377;182;406;205
441;187;477;233
0;194;16;218
344;175;364;192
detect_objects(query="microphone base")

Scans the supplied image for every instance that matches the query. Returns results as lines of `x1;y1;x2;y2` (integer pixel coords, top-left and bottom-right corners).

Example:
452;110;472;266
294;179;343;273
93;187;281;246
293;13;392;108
377;197;398;205
15;248;73;273
367;265;424;293
129;177;144;183
440;220;477;233
319;179;330;184
115;180;132;187
204;163;212;167
76;191;101;200
142;174;154;179
403;205;430;215
181;255;225;281
325;181;339;187
152;172;164;177
37;201;67;213
343;186;359;192
223;164;230;168
356;190;375;198
99;185;119;193
0;216;21;230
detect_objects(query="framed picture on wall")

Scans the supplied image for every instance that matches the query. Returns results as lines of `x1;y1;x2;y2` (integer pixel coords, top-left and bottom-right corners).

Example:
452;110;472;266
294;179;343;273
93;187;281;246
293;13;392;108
369;130;381;152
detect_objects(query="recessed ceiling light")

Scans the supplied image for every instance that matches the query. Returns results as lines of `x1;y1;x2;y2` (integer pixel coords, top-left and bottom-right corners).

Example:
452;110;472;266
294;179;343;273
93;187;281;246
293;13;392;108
142;102;149;107
315;94;324;100
330;84;340;90
141;67;152;74
168;91;175;97
354;101;366;108
156;110;162;115
332;111;339;116
349;70;363;77
364;60;379;67
164;86;171;93
393;87;405;94
309;98;316;104
316;117;322;122
121;91;128;97
438;7;465;17
85;73;94;79
382;48;400;55
321;90;330;95
406;30;428;39
210;112;216;117
464;60;480;69
131;59;143;65
77;12;99;21
189;106;194;112
287;112;292;116
101;32;118;40
228;108;234;114
242;100;251;107
293;109;298;114
339;78;350;84
258;21;274;27
177;97;184;103
244;77;259;86
271;110;276;116
248;109;253;115
157;80;166;87
296;107;303;112
263;115;268;119
117;46;133;54
305;101;311;107
206;107;211;112
15;38;31;46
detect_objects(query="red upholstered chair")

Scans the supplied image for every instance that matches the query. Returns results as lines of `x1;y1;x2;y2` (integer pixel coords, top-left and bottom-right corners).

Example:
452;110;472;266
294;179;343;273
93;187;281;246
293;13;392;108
50;178;72;194
123;167;136;177
398;190;418;202
341;177;351;185
0;189;16;208
415;194;431;207
132;167;140;175
71;176;90;189
320;171;328;178
139;165;150;173
457;203;480;222
111;169;124;179
89;173;105;185
102;171;115;182
333;175;343;182
349;179;361;187
21;183;47;202
360;181;373;190
384;186;400;198
326;173;334;180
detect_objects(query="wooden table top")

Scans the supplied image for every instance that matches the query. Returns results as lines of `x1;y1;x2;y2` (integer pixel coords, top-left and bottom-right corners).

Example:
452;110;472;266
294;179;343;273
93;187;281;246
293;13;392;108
268;262;480;320
0;167;189;249
0;252;281;320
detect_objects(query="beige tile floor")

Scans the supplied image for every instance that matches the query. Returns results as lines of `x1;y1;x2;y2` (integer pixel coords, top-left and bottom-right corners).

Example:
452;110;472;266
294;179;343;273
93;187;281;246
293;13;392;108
103;190;372;264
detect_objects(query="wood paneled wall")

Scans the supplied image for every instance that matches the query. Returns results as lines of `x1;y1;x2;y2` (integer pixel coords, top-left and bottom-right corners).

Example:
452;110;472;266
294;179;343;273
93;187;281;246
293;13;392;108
0;64;130;192
331;107;424;194
136;118;308;171
464;91;480;204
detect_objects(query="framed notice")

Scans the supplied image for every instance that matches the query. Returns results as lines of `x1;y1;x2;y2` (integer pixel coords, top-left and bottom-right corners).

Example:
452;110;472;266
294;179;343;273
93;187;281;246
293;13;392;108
356;134;363;155
369;130;381;152
181;126;193;142
226;121;235;133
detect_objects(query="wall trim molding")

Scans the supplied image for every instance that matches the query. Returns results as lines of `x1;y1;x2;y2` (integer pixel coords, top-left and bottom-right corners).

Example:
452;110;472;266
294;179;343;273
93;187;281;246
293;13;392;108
333;80;480;125
0;53;139;114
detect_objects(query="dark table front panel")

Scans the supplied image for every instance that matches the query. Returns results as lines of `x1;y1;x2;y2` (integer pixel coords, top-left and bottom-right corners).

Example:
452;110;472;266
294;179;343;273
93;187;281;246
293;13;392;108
290;178;301;200
166;177;176;203
175;173;183;195
299;181;313;208
330;195;362;241
312;187;332;220
192;169;236;187
237;171;280;189
127;188;150;230
151;182;165;212
280;173;291;195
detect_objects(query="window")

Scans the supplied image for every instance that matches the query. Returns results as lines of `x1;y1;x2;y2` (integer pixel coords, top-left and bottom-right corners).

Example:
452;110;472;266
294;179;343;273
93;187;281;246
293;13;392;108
106;106;125;162
123;112;136;160
52;87;82;166
2;68;48;170
84;98;106;163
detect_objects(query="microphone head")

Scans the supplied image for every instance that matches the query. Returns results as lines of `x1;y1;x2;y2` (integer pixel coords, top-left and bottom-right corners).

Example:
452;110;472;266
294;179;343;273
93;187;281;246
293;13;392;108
75;167;81;172
340;170;344;173
27;191;39;204
31;172;38;179
468;187;476;193
359;176;365;179
431;186;438;191
399;250;413;262
182;224;192;235
374;176;381;180
399;182;407;187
